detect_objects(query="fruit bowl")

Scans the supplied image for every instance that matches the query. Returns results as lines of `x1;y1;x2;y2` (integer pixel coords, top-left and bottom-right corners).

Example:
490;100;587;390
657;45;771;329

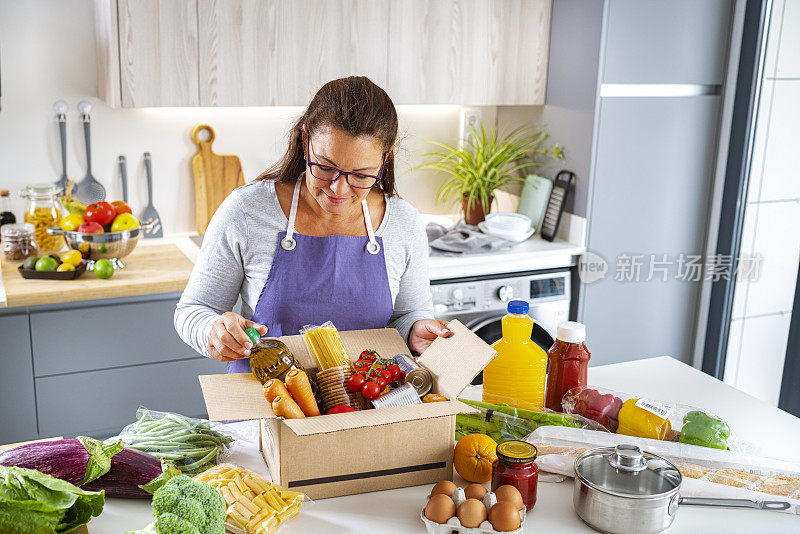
46;221;154;269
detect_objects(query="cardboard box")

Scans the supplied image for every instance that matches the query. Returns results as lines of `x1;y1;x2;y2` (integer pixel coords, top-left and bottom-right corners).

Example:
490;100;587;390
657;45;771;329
199;320;495;499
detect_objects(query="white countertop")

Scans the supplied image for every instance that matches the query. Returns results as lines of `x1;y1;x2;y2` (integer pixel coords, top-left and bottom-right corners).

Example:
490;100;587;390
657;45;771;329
90;356;800;533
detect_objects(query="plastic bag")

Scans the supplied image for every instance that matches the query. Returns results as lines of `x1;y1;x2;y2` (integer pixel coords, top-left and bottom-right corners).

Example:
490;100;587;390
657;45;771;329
112;407;238;476
561;385;739;451
455;397;608;442
300;321;350;371
195;463;309;533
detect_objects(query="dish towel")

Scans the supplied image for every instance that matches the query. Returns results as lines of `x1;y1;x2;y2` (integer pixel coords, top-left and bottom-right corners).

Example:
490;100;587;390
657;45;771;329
427;221;515;255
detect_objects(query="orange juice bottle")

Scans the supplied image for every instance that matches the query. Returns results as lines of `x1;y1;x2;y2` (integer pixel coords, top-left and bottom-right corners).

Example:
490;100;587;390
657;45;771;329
482;300;548;410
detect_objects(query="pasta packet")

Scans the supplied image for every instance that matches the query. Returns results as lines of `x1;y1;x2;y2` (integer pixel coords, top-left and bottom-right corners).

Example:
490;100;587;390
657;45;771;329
195;463;309;533
300;322;350;370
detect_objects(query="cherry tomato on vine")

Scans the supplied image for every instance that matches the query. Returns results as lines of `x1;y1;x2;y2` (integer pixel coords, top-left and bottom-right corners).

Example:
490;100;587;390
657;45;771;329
377;377;387;390
347;373;366;392
362;381;381;400
354;359;371;373
359;349;378;363
379;369;392;383
386;364;402;382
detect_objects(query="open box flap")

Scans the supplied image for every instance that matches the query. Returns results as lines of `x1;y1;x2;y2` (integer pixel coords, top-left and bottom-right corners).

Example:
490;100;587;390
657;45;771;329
417;319;496;399
199;373;276;422
282;400;478;437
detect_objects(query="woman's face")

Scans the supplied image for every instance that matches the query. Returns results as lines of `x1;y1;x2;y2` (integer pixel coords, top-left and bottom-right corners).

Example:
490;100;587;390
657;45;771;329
304;126;385;215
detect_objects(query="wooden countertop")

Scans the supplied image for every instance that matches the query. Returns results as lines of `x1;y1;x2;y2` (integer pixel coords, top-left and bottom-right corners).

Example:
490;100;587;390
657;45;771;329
0;241;196;308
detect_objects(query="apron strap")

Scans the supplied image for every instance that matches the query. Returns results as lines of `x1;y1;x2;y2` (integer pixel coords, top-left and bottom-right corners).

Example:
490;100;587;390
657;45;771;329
362;198;381;255
280;180;302;251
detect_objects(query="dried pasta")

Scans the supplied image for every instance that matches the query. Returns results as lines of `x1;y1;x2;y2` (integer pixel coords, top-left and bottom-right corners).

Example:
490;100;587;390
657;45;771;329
301;322;350;370
195;463;305;534
25;207;62;251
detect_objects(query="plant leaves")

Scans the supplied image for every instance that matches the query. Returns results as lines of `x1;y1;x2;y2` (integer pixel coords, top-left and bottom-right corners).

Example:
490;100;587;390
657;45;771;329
77;436;123;485
138;461;181;495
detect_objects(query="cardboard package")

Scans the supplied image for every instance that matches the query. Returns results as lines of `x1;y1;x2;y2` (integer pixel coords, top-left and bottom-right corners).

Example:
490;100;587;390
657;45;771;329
199;320;495;499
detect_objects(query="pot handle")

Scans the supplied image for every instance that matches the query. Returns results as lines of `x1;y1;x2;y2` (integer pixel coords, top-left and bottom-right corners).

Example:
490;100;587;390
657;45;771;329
679;497;791;511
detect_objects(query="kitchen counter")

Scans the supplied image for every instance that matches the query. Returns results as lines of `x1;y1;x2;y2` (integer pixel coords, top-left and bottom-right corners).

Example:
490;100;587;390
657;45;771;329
0;237;199;308
86;357;800;533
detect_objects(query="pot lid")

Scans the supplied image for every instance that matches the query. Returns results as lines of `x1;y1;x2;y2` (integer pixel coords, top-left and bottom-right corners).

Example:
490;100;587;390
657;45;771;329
574;444;681;499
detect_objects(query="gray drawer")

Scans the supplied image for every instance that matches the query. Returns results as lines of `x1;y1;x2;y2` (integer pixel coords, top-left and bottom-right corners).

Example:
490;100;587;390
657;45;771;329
31;297;197;376
36;357;225;438
0;313;38;444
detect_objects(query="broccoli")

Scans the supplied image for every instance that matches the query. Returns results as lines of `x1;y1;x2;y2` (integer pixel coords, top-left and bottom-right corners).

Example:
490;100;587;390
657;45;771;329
126;475;226;534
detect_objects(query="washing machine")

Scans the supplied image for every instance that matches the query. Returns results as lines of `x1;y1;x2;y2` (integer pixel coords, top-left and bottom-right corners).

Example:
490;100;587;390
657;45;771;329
431;268;571;383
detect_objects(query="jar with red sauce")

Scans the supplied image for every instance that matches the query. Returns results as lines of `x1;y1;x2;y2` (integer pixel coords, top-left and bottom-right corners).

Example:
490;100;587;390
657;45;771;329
491;441;539;511
544;321;591;412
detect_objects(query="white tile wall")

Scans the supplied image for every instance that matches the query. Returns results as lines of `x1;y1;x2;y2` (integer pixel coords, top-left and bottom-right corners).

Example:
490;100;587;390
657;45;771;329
725;0;800;406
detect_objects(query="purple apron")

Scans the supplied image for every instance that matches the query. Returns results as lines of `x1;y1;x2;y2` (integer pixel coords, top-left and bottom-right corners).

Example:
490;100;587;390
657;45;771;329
227;179;394;373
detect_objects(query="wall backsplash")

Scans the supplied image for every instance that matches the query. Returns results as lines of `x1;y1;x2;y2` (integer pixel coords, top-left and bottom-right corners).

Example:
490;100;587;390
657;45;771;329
0;0;514;234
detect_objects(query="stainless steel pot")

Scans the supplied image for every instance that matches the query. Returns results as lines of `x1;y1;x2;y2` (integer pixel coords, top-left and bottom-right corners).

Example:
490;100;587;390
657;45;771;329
573;444;791;534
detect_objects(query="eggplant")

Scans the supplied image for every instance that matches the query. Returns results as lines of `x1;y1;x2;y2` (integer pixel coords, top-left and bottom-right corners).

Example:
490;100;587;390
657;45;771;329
0;436;167;498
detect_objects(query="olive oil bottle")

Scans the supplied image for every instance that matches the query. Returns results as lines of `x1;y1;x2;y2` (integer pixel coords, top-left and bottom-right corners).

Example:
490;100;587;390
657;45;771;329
244;327;304;383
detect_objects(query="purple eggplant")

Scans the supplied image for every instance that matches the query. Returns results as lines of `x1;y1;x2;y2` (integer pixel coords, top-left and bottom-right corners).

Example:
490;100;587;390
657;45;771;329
0;436;170;498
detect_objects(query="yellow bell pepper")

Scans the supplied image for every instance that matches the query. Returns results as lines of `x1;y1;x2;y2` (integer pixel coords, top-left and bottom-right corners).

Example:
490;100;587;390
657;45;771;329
616;398;672;440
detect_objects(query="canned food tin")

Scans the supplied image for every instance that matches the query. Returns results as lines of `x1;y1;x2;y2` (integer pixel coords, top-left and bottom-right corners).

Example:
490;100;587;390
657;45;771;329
393;354;433;396
370;383;422;409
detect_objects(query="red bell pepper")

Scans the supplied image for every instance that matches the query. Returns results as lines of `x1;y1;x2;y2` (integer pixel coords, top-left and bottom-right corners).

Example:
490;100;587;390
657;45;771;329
327;405;356;415
573;388;623;432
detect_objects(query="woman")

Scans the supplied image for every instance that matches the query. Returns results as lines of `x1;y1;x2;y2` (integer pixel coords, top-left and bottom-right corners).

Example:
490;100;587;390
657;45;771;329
175;76;449;370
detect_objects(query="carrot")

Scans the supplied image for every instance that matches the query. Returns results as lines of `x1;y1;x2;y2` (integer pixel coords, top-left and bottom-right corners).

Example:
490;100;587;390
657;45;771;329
263;379;290;404
272;395;306;419
285;369;320;417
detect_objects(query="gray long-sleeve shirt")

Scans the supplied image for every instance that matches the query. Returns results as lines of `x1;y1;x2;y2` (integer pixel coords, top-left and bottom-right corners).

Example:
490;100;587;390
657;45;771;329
174;178;434;357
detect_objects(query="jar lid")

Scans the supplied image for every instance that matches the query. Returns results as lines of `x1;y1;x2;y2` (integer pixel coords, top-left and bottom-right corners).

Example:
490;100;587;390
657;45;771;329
496;441;537;463
556;321;586;343
25;183;60;197
574;445;681;499
1;222;35;238
0;190;9;197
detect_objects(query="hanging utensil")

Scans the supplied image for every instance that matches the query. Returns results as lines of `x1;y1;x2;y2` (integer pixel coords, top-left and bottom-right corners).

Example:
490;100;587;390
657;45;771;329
573;445;792;534
53;100;69;193
140;152;163;238
118;155;128;204
74;101;106;204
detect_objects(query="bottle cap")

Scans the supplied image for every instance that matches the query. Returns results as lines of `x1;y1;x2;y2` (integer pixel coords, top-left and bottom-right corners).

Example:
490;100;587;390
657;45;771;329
496;440;538;463
244;326;261;345
507;300;529;314
556;321;586;343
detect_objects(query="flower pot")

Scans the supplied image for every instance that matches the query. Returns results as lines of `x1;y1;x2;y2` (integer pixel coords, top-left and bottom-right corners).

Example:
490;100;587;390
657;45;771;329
462;195;493;226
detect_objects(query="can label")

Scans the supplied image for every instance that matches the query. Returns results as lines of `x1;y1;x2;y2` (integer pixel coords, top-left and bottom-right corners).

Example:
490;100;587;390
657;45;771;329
393;354;432;396
393;353;422;373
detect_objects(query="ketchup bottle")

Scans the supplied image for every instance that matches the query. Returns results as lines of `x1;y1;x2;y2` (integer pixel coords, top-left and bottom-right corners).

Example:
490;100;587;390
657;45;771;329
544;322;591;412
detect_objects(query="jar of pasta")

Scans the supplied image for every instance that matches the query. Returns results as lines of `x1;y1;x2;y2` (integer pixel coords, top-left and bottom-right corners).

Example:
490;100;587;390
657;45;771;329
22;183;63;252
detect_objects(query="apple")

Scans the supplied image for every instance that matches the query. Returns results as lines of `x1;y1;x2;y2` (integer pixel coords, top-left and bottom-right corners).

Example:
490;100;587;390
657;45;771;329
77;221;104;234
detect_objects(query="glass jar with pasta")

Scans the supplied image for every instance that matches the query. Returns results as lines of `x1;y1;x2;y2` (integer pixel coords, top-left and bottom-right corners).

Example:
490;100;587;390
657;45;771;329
22;183;63;252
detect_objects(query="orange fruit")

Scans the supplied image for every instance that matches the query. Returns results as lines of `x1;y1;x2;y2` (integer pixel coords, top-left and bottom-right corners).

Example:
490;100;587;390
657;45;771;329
454;433;497;483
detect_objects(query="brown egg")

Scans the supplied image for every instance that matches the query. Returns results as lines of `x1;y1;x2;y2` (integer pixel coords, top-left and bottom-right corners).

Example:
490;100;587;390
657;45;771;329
456;498;488;528
429;480;457;498
424;493;456;524
489;501;521;532
494;484;524;511
464;483;488;501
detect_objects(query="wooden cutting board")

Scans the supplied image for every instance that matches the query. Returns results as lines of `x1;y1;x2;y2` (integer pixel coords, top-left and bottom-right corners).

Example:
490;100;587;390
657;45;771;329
191;124;245;234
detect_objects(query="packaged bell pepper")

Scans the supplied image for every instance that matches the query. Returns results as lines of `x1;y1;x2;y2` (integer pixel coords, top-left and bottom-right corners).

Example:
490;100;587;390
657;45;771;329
563;387;623;432
679;410;731;450
616;398;673;440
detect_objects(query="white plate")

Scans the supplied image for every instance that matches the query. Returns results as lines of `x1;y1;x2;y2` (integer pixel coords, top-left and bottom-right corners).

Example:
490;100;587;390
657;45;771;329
478;221;535;243
484;212;532;234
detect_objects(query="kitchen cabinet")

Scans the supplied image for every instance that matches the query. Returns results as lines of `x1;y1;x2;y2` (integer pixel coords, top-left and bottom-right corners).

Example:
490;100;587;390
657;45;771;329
0;311;38;444
95;0;551;107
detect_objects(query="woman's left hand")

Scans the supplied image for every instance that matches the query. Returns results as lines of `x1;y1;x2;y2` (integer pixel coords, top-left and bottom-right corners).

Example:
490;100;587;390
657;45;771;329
408;319;452;354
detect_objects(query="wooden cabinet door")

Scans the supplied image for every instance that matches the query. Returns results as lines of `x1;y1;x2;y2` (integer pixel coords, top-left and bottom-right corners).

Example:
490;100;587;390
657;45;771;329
388;0;551;105
198;0;389;106
117;0;199;107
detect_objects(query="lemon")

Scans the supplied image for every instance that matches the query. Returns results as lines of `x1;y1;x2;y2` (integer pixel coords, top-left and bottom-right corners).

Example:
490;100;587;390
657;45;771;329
60;213;85;232
57;263;76;272
61;250;82;267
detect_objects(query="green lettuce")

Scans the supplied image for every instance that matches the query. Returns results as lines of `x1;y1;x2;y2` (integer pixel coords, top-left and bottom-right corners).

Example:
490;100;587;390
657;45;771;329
0;466;104;533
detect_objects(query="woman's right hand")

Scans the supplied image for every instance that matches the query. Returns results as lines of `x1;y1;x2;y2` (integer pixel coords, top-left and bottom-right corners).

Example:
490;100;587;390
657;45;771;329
207;312;268;362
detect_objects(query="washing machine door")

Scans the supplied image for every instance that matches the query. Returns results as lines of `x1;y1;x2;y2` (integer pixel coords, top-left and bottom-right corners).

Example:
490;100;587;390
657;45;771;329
466;315;555;385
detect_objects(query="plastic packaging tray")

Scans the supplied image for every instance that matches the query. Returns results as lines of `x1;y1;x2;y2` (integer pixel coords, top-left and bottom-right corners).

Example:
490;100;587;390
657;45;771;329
420;506;525;534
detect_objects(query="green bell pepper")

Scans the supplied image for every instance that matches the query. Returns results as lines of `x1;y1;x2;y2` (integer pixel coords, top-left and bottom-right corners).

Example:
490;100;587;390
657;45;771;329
678;410;731;449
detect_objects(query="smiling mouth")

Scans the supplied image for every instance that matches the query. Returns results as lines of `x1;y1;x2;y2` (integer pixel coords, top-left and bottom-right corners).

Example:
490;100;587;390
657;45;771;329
325;193;349;203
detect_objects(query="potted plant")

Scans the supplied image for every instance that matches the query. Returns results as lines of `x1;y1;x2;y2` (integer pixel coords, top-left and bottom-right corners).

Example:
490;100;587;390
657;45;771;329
417;122;564;225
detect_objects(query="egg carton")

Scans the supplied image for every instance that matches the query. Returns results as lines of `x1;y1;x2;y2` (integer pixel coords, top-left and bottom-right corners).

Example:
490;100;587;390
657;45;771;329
420;488;526;534
419;508;525;534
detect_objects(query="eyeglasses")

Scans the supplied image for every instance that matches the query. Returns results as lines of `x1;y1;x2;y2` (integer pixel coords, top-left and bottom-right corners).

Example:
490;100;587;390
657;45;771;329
305;135;387;190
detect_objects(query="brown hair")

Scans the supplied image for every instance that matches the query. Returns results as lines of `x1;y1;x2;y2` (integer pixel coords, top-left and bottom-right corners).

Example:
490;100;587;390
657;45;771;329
257;76;399;195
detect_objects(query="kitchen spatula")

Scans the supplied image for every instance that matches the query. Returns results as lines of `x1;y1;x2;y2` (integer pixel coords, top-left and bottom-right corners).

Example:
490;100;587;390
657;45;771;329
141;153;163;238
74;101;106;204
118;155;128;203
53;100;69;193
191;124;244;234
